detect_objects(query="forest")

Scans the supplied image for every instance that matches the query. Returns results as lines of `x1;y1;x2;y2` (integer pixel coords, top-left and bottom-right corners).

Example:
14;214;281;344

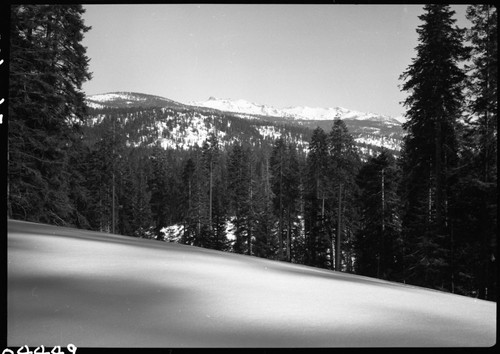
7;4;497;301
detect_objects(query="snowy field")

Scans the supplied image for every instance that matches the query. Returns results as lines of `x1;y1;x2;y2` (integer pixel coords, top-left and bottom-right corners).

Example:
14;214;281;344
7;220;496;348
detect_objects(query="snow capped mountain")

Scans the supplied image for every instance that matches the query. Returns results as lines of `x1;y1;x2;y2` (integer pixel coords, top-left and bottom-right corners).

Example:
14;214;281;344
188;96;285;117
84;92;311;153
191;96;403;126
85;92;404;157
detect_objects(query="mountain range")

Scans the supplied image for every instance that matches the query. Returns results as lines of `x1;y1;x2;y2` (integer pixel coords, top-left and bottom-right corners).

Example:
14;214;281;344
84;92;405;157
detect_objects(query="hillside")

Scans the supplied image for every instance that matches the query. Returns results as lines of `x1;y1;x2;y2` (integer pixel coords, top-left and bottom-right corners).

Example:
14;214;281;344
7;219;496;347
191;96;405;154
84;93;312;153
85;92;404;157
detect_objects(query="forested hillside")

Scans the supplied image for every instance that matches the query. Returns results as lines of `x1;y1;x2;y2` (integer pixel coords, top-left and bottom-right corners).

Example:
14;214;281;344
7;4;497;301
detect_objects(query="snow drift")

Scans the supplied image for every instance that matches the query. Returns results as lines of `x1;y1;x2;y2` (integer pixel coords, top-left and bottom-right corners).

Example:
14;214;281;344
7;220;496;348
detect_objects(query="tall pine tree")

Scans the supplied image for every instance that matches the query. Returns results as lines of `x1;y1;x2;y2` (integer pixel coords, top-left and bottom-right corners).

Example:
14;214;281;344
8;5;91;225
327;119;361;271
450;5;497;299
355;149;403;280
304;127;330;268
399;5;468;291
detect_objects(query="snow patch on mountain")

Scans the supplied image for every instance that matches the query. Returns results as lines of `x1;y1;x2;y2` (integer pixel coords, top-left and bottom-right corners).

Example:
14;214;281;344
192;97;402;126
190;97;284;117
256;125;282;141
161;220;236;243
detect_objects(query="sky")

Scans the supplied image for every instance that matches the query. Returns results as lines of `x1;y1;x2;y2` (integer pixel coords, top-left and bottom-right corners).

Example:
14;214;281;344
81;4;470;118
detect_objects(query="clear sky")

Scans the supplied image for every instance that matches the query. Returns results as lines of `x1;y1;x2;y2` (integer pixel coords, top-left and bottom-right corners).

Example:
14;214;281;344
81;4;470;118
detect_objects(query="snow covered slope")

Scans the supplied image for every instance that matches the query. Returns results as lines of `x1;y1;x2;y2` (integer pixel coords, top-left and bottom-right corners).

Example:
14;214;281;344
190;96;405;155
85;92;404;156
191;96;403;126
86;92;186;110
7;220;496;347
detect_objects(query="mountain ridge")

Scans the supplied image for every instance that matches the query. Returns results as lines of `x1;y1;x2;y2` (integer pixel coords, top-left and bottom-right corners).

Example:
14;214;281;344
189;96;406;126
84;92;404;156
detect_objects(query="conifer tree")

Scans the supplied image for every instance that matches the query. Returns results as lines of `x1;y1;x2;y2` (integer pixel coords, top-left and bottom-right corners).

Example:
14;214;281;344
181;156;198;245
253;155;278;259
327;119;361;271
304;127;330;268
8;5;91;225
228;144;252;254
198;133;226;248
270;138;301;262
81;117;124;233
148;147;171;239
355;149;402;280
210;148;230;251
399;5;468;291
270;138;287;261
449;4;497;299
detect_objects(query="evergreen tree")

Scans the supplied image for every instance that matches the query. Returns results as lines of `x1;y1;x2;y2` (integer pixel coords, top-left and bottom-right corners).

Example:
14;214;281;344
284;143;302;263
355;149;403;280
253;155;278;259
196;133;227;248
270;138;287;261
304;127;330;268
148;147;171;239
8;5;91;225
228;144;252;254
327;119;361;271
449;4;497;300
180;155;199;245
81;119;123;233
210;147;230;251
399;5;468;291
270;138;301;262
119;149;153;239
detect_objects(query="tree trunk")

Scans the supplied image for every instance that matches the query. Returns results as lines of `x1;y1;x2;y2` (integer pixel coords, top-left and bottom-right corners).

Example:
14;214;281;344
287;208;291;262
435;118;443;234
278;155;284;261
209;160;213;232
336;183;343;271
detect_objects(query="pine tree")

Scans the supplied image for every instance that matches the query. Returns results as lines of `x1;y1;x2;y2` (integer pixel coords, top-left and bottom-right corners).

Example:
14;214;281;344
8;5;91;225
81;119;123;233
210;147;230;251
355;149;403;280
449;4;497;300
253;155;278;259
118;149;153;239
148;147;171;239
181;156;199;245
228;143;252;254
270;138;301;262
399;5;468;291
304;127;330;268
194;133;228;249
270;138;287;261
327;119;361;271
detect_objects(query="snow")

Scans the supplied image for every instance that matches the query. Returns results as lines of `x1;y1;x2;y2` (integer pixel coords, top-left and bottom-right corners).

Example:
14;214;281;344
192;97;401;125
256;125;282;141
8;219;496;348
86;92;143;103
355;135;400;151
393;115;408;124
162;221;236;243
85;101;107;109
190;97;284;117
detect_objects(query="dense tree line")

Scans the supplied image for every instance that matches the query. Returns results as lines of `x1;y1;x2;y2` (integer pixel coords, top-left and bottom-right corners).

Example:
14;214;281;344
8;5;91;225
7;5;496;301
